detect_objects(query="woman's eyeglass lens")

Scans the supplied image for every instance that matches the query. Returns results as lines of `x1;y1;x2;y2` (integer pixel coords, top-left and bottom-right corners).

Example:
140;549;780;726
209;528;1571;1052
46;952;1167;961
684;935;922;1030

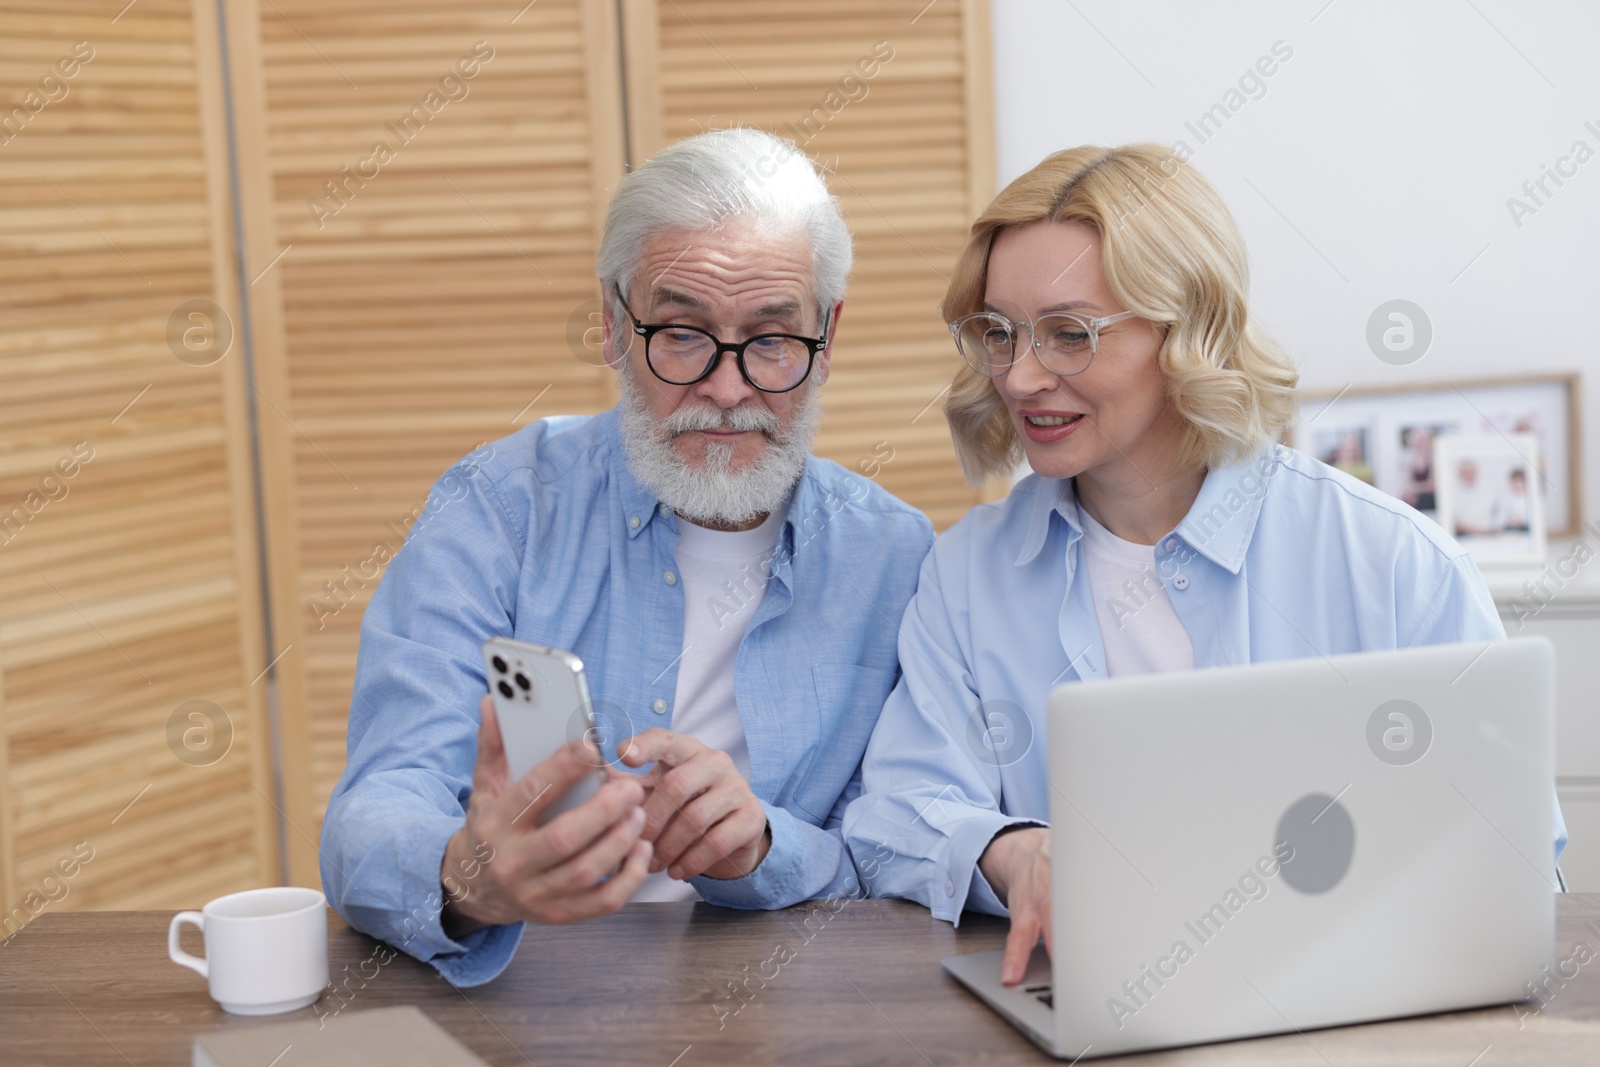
951;312;1103;378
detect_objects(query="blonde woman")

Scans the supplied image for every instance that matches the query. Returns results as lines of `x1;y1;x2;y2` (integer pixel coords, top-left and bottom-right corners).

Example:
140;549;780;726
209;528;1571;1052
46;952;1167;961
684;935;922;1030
842;144;1566;985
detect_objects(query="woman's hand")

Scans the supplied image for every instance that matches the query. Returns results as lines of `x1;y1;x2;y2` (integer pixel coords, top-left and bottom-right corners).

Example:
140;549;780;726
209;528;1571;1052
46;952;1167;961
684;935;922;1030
978;826;1052;986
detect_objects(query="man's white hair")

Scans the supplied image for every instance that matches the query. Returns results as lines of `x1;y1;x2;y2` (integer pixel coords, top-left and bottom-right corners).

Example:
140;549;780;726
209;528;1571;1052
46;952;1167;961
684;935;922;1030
596;127;853;318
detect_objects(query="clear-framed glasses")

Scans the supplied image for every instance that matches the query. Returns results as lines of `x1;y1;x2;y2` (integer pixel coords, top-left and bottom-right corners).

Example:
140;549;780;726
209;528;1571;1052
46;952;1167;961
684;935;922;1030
948;309;1139;378
614;284;830;394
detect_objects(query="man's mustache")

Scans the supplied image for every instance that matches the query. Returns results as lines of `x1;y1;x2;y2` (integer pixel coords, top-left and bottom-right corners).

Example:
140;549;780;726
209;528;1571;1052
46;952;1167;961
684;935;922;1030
663;403;781;439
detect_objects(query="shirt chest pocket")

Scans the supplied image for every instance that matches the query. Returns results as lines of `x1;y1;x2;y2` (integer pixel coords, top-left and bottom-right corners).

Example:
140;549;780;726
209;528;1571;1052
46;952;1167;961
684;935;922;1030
783;662;899;823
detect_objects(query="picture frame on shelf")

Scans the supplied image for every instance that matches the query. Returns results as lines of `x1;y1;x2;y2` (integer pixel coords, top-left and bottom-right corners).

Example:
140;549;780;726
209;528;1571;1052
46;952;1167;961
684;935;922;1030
1290;373;1581;537
1433;433;1546;568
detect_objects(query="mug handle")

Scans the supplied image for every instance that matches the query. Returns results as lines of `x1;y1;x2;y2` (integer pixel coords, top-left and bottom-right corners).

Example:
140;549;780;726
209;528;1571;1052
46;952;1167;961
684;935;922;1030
167;911;207;978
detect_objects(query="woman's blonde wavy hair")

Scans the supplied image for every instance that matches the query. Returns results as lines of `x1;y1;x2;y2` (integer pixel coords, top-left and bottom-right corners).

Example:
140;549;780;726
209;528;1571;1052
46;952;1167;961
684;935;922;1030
942;143;1299;484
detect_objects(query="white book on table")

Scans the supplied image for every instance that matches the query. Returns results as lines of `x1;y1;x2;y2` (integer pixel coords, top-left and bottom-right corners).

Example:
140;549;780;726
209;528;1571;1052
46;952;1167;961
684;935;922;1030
193;1004;489;1067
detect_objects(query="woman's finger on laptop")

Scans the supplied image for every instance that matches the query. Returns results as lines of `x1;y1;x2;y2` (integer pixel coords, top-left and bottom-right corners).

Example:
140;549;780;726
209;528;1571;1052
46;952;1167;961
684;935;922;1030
1001;904;1044;986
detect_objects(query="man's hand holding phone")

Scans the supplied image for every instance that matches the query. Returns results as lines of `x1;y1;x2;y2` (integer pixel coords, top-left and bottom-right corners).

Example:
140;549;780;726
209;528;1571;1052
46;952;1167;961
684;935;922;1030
440;695;652;935
617;728;770;881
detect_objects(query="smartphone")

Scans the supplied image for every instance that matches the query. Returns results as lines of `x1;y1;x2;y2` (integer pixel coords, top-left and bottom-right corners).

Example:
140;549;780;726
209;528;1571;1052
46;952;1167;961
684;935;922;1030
480;637;605;823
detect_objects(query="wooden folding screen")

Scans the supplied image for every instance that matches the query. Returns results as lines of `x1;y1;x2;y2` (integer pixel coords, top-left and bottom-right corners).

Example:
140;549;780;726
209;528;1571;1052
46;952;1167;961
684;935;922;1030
622;0;996;529
226;0;625;882
0;0;278;919
236;0;994;886
2;0;995;903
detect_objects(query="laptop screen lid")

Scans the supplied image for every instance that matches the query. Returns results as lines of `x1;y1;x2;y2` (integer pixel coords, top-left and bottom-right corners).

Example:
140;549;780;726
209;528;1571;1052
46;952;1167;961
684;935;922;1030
1044;638;1555;1058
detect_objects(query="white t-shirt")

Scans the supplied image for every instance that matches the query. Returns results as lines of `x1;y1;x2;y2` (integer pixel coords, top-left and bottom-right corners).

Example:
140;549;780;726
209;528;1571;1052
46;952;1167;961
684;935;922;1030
631;510;781;902
1077;505;1195;677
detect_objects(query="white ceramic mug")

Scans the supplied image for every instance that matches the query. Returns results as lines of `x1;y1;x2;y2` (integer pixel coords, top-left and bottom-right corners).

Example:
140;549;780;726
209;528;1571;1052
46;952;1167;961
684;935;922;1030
167;886;328;1015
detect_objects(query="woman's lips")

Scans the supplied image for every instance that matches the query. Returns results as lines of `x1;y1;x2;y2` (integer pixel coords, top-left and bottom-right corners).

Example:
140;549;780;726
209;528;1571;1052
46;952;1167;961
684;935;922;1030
1019;412;1085;443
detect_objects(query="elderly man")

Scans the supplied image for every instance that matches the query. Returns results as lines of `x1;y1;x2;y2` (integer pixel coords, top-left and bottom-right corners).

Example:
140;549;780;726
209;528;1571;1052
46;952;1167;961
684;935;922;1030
320;128;934;986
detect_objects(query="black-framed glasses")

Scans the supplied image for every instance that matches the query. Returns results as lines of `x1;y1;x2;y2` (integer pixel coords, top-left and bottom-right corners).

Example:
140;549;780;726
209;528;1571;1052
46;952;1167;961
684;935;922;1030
614;284;830;394
949;309;1138;378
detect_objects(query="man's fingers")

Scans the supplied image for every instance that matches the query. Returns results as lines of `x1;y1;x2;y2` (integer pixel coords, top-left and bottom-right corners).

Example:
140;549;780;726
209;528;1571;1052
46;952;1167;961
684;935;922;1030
520;775;644;872
475;694;509;794
651;786;738;873
545;839;653;924
505;738;613;828
649;804;712;873
596;838;654;909
638;754;723;841
537;806;647;897
670;804;764;880
640;778;710;845
647;805;701;873
605;764;647;786
1001;912;1041;987
616;727;695;769
613;730;653;767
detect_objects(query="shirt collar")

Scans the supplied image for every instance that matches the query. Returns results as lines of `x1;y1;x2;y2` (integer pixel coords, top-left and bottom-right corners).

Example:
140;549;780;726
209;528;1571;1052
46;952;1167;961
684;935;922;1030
772;456;827;560
606;410;672;539
1011;444;1282;573
1014;476;1083;566
1173;445;1280;573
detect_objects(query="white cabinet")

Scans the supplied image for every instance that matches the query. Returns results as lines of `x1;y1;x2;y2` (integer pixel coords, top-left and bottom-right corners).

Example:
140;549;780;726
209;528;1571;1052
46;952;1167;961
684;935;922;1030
1491;575;1600;891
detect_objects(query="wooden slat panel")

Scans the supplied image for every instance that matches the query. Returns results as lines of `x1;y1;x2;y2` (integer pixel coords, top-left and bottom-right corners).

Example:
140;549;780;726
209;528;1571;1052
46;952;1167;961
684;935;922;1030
231;0;625;883
0;0;278;925
628;0;996;529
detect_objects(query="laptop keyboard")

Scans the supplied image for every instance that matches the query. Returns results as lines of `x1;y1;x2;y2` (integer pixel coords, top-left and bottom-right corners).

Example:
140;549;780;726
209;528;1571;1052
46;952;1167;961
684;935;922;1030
1025;984;1053;1008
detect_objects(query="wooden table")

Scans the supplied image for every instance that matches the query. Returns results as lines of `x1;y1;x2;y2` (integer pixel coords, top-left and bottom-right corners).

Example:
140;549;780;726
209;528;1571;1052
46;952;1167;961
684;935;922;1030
4;896;1600;1065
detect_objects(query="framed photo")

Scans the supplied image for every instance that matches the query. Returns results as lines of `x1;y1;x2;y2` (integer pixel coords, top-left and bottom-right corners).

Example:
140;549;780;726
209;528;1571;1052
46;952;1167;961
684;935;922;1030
1309;421;1376;487
1434;434;1546;567
1291;373;1581;536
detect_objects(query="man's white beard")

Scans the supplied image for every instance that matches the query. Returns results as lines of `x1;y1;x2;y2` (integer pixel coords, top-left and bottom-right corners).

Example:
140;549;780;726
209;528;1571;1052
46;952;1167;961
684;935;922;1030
618;367;822;528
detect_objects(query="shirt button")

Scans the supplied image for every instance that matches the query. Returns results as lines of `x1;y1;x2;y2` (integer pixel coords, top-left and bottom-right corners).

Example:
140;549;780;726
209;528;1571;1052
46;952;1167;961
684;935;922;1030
659;503;671;517
629;515;640;529
1164;537;1180;552
652;698;667;715
664;570;678;586
1173;573;1190;591
944;879;956;897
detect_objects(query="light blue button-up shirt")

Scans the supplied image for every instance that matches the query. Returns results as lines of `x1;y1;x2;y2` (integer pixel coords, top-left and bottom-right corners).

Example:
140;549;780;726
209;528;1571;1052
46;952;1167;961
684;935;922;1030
843;444;1567;924
321;408;932;986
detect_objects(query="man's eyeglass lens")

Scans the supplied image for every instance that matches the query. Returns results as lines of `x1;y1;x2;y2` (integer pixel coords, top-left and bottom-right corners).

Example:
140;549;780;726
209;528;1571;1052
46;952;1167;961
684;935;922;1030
649;328;812;392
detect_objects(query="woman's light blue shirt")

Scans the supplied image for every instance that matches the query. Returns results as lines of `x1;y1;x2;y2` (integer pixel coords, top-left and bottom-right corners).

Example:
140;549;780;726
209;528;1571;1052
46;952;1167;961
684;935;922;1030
843;444;1567;923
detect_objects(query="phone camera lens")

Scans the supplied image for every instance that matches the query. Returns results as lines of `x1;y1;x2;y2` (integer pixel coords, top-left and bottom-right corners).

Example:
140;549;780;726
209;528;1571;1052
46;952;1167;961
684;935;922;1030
514;673;530;690
497;680;515;699
491;655;507;673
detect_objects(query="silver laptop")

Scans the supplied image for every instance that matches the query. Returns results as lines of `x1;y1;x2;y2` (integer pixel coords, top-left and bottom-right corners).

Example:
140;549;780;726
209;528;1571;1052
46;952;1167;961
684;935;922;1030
942;638;1557;1059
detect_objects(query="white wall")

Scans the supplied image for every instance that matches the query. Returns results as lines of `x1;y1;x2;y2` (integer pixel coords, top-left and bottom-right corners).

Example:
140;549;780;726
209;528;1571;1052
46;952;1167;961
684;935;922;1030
991;0;1600;535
